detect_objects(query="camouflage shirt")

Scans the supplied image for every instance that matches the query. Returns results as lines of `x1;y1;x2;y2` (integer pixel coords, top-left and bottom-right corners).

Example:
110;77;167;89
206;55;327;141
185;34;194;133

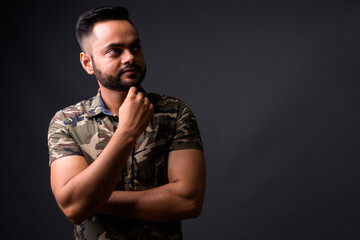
48;90;203;240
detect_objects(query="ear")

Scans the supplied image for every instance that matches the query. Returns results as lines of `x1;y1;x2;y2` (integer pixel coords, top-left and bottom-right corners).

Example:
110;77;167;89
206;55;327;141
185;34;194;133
80;52;94;75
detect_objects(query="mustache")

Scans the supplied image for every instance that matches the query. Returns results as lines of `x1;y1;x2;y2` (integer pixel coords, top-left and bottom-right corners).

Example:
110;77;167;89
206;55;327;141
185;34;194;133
118;64;142;75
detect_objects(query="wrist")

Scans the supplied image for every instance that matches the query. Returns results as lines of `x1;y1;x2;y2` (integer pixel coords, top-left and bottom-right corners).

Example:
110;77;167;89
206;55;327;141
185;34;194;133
113;126;138;144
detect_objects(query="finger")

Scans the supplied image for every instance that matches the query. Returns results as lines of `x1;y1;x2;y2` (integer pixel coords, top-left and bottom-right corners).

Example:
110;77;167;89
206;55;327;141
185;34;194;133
127;86;137;97
143;96;150;105
136;91;144;100
125;87;138;102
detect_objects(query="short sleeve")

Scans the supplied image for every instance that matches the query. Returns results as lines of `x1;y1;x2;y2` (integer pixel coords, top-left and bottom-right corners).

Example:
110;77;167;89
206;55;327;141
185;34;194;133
170;102;203;152
47;111;83;165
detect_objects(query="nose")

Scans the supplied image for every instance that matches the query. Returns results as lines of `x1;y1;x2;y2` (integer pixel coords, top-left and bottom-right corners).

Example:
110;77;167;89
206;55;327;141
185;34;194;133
122;49;135;64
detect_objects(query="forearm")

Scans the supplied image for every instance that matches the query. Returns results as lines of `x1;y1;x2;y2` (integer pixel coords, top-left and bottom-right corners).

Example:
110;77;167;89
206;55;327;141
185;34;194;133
99;183;204;222
53;130;136;223
98;149;206;222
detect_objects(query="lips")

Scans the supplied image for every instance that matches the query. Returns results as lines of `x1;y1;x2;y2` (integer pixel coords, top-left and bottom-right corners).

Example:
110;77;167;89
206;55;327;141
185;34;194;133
118;65;142;78
122;67;138;73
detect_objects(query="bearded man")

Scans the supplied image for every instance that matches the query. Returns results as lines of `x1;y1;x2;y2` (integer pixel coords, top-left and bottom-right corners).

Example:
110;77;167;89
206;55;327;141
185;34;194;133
47;6;206;240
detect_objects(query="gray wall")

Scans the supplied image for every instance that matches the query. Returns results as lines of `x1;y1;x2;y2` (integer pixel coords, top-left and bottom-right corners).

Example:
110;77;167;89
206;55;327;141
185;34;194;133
2;0;360;239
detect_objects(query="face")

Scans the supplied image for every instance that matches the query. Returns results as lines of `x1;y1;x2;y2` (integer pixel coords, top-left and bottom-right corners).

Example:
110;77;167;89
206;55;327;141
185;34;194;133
81;20;146;91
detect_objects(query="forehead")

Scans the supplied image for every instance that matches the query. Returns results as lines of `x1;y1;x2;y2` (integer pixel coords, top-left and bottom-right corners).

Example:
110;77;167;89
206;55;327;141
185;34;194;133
87;20;139;51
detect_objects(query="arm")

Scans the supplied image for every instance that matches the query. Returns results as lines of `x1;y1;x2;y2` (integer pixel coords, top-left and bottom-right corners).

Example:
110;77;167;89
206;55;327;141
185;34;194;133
50;87;153;224
99;148;206;222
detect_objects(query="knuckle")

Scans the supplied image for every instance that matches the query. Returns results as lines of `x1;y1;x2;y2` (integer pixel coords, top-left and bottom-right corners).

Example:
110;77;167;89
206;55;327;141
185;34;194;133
148;104;154;112
127;91;135;98
137;92;144;99
128;94;136;101
127;87;137;97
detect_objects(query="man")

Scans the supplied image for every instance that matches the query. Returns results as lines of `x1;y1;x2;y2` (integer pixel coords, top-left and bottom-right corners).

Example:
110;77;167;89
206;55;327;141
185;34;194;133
47;6;206;240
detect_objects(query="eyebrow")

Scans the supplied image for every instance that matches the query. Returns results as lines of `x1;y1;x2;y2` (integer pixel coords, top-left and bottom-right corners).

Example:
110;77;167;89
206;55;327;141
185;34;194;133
104;39;141;49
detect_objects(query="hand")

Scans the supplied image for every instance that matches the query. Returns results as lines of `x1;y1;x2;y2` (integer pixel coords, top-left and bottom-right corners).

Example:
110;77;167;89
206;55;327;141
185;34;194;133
117;87;154;139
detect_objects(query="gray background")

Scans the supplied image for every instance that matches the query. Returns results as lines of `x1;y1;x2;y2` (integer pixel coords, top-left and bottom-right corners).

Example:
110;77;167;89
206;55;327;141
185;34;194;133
2;0;360;239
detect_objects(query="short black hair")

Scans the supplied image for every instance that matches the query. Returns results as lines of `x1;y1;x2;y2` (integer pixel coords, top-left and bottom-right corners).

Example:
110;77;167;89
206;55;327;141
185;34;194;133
76;6;135;50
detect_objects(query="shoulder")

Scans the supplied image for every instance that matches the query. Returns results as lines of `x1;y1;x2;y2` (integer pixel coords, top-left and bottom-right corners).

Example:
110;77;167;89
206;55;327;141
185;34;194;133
49;96;98;129
147;92;199;129
147;92;187;113
146;93;203;151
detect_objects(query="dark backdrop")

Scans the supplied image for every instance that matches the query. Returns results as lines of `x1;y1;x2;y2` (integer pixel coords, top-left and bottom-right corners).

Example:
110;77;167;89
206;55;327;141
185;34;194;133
2;0;360;239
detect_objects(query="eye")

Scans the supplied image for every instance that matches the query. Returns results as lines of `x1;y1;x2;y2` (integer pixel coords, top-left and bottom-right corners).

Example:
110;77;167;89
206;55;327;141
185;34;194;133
107;48;122;55
132;44;142;53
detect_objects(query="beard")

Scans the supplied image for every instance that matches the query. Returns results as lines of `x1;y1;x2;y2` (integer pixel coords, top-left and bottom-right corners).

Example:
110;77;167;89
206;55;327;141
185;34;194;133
92;61;146;91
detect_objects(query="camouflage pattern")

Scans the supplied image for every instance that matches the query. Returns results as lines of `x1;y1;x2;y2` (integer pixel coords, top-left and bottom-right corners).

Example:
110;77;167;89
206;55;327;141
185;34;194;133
48;89;203;240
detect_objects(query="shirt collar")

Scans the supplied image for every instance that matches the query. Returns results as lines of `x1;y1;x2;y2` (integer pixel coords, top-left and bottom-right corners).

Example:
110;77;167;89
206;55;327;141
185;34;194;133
86;91;106;118
99;93;114;116
86;87;149;118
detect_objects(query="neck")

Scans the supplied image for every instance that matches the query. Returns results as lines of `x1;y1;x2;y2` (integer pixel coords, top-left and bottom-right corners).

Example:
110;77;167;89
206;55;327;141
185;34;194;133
98;85;128;116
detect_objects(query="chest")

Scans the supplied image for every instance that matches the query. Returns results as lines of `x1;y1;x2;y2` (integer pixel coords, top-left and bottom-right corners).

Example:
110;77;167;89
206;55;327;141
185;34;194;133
73;112;177;190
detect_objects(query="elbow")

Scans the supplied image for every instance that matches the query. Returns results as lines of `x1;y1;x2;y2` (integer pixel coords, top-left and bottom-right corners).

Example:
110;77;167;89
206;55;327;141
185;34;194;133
63;206;87;225
55;192;104;225
60;202;93;225
176;185;205;219
56;193;101;225
183;198;203;219
67;214;86;225
189;201;203;218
